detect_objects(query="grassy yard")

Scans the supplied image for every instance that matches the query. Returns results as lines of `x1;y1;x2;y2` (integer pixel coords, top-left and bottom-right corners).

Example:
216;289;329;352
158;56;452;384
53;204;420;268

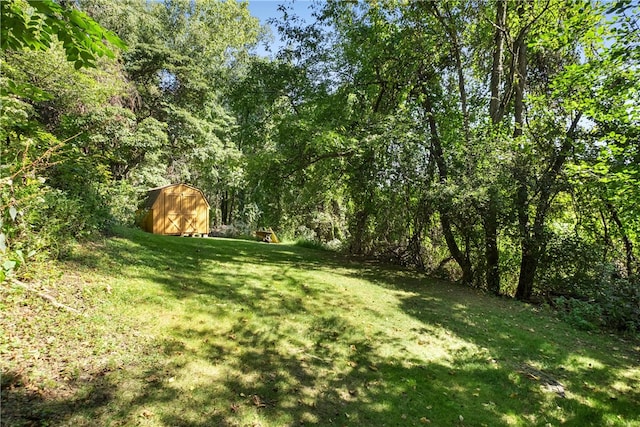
1;227;639;426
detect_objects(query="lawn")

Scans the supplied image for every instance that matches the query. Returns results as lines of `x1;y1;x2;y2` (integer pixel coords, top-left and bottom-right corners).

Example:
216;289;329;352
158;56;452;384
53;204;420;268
1;227;639;426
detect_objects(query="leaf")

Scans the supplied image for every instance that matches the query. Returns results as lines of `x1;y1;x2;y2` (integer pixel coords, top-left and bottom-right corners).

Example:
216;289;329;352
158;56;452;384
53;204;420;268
79;50;94;62
2;260;17;271
69;10;90;30
140;409;154;418
0;233;6;253
9;206;17;221
252;394;266;407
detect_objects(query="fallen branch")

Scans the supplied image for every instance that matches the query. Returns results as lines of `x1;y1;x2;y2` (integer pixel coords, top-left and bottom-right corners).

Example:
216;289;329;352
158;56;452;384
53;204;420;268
10;279;86;316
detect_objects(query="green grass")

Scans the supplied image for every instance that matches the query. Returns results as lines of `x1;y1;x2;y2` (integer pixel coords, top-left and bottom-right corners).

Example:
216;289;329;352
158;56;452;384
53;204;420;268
1;226;639;426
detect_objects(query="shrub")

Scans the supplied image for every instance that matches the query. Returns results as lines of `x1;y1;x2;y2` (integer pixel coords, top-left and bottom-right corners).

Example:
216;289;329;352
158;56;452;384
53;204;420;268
554;296;603;331
294;238;343;252
104;180;139;227
294;238;326;251
553;275;640;334
295;225;316;241
538;232;640;333
1;166;120;282
598;276;640;333
538;233;605;297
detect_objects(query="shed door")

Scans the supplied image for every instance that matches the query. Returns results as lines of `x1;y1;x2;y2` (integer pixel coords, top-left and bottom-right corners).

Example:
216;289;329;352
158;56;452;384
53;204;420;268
181;194;197;234
164;193;182;234
162;191;202;235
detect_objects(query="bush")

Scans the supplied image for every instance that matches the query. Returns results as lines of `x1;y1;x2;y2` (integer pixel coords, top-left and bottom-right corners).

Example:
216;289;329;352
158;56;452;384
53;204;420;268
295;225;316;241
554;276;640;334
538;233;605;297
598;276;640;333
324;238;344;251
1;169;120;282
294;238;343;252
293;238;325;250
538;233;640;333
104;180;139;227
554;297;602;331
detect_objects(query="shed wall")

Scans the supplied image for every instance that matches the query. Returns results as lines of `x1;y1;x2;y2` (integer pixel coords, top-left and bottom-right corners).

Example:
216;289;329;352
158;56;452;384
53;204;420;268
142;184;209;235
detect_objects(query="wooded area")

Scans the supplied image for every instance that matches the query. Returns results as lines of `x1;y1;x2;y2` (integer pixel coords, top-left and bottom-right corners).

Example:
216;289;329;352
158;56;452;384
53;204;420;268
1;0;639;332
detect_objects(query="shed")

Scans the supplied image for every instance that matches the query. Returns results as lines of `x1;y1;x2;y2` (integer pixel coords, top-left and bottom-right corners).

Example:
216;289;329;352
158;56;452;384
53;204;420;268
140;184;210;235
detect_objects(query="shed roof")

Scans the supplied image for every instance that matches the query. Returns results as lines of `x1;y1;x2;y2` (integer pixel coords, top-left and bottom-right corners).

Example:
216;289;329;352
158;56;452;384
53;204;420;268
142;184;210;209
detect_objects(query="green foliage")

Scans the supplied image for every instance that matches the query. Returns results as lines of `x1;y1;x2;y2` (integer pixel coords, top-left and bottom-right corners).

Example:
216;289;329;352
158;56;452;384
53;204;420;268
0;169;98;282
36;188;107;254
294;236;343;252
58;106;168;180
554;297;603;331
237;0;638;312
603;276;640;332
555;275;640;334
89;0;263;225
538;232;604;296
293;238;328;251
0;3;130;281
1;0;125;70
540;233;640;332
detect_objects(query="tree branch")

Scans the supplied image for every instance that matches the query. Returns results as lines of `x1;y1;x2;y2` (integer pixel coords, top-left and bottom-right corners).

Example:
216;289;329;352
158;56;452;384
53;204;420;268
281;149;356;180
10;279;86;317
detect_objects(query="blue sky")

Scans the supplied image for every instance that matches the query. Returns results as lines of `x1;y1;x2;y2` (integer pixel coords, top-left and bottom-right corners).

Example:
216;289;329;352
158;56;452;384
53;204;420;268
245;0;315;57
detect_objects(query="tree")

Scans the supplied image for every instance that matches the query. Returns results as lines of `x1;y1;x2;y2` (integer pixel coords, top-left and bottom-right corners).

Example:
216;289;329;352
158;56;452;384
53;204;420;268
256;0;634;300
75;0;263;226
1;0;124;70
1;0;127;280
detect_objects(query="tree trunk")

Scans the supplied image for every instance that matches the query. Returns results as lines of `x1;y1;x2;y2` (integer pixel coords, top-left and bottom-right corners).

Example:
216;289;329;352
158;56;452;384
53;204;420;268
483;0;508;294
227;191;235;224
221;191;228;225
512;1;534;300
351;210;369;255
606;201;636;277
221;190;235;225
431;4;471;145
516;245;538;300
514;113;582;300
423;93;474;285
441;215;474;284
490;0;507;123
484;201;500;294
512;30;528;139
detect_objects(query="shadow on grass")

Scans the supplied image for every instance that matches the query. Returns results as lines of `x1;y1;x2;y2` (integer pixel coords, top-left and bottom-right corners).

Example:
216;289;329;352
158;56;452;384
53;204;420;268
1;368;119;426
4;227;638;426
348;265;640;426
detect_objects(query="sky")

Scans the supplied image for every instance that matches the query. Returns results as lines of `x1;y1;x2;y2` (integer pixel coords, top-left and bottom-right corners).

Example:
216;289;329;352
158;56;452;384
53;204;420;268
245;0;315;57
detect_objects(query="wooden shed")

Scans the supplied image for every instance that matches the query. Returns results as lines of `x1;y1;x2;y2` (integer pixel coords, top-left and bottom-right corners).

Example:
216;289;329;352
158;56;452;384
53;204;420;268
140;184;210;235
